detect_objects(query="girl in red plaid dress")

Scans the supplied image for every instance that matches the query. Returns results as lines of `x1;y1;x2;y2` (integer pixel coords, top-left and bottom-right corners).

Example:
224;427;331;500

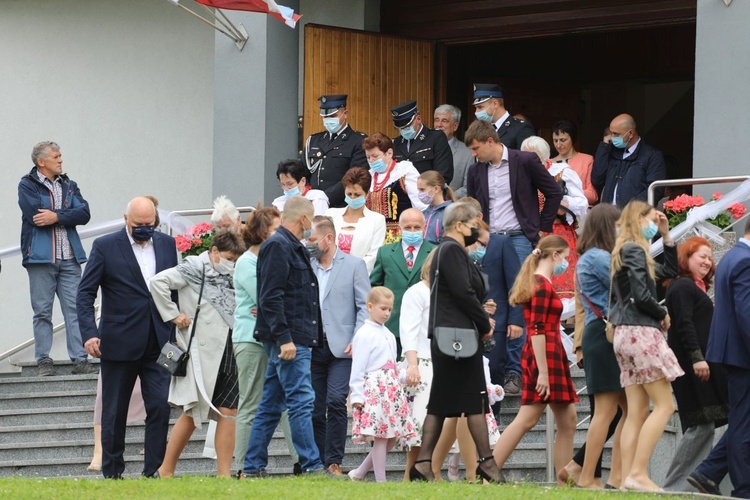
493;235;578;484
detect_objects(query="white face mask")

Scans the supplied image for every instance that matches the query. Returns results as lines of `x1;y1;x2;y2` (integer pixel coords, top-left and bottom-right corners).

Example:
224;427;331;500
213;257;235;275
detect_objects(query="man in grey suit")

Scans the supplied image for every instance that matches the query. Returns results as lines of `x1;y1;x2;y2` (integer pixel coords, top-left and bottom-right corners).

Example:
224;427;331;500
306;215;369;475
434;104;474;198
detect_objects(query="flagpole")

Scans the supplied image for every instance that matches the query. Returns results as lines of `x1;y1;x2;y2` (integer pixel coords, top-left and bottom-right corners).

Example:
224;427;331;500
199;4;244;40
172;2;240;42
216;7;248;41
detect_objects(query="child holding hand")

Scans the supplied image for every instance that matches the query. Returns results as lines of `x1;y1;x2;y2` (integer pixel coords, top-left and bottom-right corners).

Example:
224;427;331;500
348;286;416;482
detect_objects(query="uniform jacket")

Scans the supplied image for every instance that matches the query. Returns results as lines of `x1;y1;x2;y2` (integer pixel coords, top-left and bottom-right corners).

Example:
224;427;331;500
706;241;750;370
77;228;178;361
592;140;666;207
306;125;367;208
495;116;535;150
466;148;562;245
315;251;370;358
254;225;323;347
18;167;90;266
370;240;434;337
392;126;454;184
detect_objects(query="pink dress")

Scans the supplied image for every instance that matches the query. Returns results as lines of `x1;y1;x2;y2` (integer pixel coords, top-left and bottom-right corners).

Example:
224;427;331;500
613;325;685;387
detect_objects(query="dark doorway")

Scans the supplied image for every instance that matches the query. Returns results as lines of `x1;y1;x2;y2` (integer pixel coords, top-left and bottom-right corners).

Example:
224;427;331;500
442;23;696;180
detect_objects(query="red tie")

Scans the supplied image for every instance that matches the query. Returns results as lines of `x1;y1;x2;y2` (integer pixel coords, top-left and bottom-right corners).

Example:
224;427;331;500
406;245;415;269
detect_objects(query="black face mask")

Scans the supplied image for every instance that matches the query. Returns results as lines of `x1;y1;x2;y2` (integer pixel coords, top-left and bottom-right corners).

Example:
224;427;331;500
131;225;155;242
463;226;479;247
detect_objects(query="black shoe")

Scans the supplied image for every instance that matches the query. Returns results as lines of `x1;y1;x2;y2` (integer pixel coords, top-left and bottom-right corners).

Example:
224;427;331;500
409;459;431;482
142;471;160;479
238;468;268;479
293;462;302;476
38;362;55;377
687;470;721;496
72;360;98;375
476;456;505;484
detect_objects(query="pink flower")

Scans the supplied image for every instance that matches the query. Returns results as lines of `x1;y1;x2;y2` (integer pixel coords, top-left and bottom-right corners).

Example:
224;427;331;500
192;237;202;245
712;192;724;201
663;194;705;214
189;222;215;237
729;203;747;220
175;235;192;252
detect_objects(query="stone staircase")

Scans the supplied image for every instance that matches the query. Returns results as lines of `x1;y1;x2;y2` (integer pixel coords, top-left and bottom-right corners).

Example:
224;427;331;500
0;362;678;481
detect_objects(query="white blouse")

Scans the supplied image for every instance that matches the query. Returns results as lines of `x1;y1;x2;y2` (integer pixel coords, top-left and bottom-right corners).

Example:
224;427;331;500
349;320;398;405
547;161;588;228
369;160;428;211
399;281;432;360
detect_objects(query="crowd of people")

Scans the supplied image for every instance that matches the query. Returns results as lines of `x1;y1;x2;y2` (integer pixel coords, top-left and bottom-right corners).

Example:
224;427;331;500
15;81;750;497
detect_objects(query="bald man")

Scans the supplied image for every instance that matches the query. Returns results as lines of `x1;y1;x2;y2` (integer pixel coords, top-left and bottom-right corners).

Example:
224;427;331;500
77;197;177;479
370;208;435;355
592;113;666;207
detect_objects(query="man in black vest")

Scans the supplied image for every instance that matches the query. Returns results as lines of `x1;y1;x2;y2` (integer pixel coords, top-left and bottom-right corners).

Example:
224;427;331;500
390;100;453;184
472;84;534;150
305;94;367;208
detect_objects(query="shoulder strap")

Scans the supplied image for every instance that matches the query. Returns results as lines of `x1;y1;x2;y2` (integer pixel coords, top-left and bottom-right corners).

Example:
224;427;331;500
185;267;206;354
429;245;443;331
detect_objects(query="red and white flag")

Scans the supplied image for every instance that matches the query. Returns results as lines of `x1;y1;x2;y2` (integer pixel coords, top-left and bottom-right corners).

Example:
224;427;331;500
195;0;302;28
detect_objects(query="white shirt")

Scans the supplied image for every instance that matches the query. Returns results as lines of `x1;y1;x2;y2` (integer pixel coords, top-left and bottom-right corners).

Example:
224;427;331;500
127;231;156;284
487;145;521;232
272;188;329;216
492;111;510;131
401;240;422;260
349;320;398;405
399;281;431;359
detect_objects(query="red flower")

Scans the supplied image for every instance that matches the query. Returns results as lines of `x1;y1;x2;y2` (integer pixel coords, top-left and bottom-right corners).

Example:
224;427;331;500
175;235;192;253
712;192;724;201
729;203;747;220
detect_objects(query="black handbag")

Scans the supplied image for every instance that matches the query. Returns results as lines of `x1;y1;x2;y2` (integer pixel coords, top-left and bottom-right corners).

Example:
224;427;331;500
430;245;480;361
157;268;206;376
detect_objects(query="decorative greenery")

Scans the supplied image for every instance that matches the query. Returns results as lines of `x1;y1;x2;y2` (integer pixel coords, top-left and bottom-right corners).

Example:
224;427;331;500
663;192;746;230
175;222;215;259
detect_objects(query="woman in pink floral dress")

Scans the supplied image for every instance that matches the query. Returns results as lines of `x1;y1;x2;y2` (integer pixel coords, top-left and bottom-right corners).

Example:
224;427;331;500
348;287;416;482
610;200;682;492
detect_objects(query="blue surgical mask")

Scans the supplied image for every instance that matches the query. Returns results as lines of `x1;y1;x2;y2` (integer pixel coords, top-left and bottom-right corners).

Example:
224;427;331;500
553;257;569;276
323;117;341;135
284;186;301;197
642;220;658;240
369;158;388;174
302;215;313;240
345;195;366;209
400;126;417;141
475;110;493;123
131;225;154;242
401;230;423;246
469;246;486;262
611;134;628;149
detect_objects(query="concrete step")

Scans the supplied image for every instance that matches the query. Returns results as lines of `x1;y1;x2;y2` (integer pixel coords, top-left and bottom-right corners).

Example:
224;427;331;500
0;390;96;410
0;373;98;391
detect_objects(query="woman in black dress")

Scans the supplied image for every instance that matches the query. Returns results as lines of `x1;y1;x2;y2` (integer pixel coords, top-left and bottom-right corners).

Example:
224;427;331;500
663;236;728;490
409;202;503;483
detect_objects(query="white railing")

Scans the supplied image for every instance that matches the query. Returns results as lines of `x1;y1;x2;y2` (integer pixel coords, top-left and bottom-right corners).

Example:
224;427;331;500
0;206;256;370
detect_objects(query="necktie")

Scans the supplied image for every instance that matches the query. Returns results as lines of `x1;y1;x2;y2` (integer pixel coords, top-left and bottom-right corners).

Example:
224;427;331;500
406;245;415;270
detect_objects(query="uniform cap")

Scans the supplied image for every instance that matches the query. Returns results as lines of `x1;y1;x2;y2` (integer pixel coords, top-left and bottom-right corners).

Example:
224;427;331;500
390;100;418;128
472;84;503;105
319;94;348;116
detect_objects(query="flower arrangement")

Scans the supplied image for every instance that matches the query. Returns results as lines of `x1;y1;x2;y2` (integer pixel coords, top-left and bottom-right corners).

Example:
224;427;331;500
663;193;746;230
175;222;215;258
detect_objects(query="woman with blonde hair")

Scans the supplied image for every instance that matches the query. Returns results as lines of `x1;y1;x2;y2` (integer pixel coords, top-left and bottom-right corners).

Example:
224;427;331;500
492;235;578;483
610;200;681;491
418;171;455;245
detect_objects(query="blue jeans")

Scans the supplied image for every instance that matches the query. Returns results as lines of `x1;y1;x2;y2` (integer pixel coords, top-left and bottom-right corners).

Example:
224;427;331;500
26;259;87;364
243;342;322;473
311;342;352;466
505;234;533;377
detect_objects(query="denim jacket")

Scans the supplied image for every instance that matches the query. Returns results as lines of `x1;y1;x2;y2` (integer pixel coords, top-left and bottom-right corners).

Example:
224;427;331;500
576;247;611;326
254;225;323;347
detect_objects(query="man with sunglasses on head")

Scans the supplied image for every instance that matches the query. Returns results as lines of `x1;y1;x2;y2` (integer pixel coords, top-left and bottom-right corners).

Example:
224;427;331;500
390;100;453;185
305;95;367;209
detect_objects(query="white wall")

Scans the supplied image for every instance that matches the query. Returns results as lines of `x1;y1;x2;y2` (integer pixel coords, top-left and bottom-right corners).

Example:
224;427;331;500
694;0;750;179
0;0;214;368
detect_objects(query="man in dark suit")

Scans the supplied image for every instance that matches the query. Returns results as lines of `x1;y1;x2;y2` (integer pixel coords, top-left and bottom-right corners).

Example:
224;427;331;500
472;84;534;150
370;208;434;354
465;119;561;395
390;100;453;184
700;219;750;498
305;94;367;208
591;113;666;207
306;216;369;475
77;196;177;479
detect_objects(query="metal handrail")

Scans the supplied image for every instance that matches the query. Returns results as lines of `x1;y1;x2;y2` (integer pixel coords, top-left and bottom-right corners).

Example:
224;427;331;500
647;175;750;206
0;205;257;368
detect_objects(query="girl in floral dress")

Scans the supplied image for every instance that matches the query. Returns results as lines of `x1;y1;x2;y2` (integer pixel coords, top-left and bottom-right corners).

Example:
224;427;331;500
493;235;578;484
349;287;417;482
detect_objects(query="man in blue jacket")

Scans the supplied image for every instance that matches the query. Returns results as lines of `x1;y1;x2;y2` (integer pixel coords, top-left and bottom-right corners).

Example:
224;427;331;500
592;114;666;207
242;196;330;477
18;141;94;376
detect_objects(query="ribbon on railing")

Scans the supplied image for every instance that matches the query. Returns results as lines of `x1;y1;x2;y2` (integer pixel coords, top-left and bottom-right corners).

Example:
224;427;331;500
650;178;750;257
0;209;196;260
